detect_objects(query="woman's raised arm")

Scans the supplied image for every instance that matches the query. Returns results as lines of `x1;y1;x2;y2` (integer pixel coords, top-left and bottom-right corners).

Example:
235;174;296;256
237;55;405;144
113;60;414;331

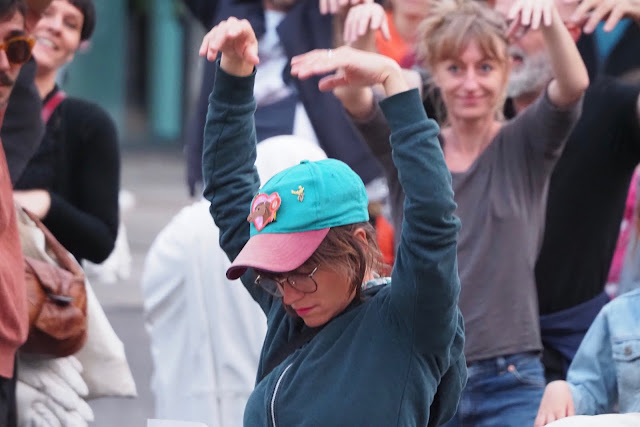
291;47;461;356
508;0;589;107
200;18;272;311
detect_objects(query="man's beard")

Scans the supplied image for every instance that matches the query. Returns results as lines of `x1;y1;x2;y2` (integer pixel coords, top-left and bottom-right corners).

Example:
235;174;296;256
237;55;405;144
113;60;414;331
507;47;554;99
0;72;15;108
0;72;14;87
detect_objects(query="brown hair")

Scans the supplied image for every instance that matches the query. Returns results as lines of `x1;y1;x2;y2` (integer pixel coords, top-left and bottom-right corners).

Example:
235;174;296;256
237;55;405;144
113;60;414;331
259;222;386;317
299;221;385;299
0;0;26;21
68;0;96;41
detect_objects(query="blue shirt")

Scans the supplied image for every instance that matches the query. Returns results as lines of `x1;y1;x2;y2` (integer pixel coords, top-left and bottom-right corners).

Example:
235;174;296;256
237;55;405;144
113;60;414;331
594;20;632;66
568;288;640;414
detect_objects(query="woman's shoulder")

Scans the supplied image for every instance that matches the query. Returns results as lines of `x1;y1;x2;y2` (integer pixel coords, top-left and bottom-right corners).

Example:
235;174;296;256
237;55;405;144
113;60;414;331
604;289;640;317
59;97;116;127
598;290;640;340
53;97;119;152
495;92;554;144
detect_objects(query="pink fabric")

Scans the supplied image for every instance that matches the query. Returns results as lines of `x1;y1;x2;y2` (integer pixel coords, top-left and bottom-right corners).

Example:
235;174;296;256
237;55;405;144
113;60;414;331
0;136;29;378
227;228;330;279
608;169;639;284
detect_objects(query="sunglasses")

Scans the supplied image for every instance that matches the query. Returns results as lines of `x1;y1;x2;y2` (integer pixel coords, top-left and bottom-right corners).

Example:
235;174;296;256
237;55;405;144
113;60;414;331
0;36;35;65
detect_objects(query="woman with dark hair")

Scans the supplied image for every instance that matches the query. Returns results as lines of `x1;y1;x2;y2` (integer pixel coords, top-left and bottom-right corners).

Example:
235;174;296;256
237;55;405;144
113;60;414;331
14;0;120;263
201;16;465;426
13;0;120;264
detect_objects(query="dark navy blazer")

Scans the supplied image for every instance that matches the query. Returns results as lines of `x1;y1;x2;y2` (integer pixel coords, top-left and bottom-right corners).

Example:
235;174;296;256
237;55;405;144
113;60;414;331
184;0;382;195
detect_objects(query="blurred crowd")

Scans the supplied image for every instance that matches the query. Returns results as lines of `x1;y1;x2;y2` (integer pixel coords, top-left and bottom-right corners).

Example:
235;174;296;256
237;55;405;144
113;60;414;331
1;0;640;426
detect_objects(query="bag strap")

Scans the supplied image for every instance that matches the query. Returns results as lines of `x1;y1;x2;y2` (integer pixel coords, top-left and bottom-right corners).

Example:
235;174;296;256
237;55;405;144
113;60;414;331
259;325;322;383
21;208;82;277
41;90;67;124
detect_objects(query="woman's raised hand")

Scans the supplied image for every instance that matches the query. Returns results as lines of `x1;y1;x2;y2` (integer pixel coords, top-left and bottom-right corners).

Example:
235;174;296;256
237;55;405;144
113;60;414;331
343;3;390;47
510;0;588;107
199;17;259;77
291;47;407;96
565;0;640;33
508;0;557;33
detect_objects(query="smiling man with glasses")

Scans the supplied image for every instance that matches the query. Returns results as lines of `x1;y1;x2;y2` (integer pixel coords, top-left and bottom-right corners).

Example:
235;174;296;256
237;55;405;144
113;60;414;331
0;35;33;66
1;0;52;185
0;2;31;108
0;1;34;426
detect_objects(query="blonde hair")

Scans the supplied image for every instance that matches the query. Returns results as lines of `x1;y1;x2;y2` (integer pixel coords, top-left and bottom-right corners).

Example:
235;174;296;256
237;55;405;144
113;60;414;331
417;0;508;70
416;0;510;122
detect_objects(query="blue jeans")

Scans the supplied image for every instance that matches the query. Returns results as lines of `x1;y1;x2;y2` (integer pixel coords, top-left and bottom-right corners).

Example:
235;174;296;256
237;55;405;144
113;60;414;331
442;352;545;427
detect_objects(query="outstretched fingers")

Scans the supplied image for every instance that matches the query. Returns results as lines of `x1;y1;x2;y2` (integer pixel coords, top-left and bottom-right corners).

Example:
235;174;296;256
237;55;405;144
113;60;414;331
343;3;389;44
318;71;349;92
291;49;342;80
603;6;626;32
199;18;259;65
200;19;234;61
509;0;557;31
531;1;542;28
585;2;612;32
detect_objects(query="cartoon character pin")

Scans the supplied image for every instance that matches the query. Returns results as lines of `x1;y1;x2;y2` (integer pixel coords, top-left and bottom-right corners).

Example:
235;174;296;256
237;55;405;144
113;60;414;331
247;192;281;231
291;186;305;202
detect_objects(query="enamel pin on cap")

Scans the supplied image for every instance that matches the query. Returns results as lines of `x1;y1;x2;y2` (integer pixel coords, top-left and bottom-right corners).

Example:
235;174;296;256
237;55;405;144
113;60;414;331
247;192;281;232
291;186;305;202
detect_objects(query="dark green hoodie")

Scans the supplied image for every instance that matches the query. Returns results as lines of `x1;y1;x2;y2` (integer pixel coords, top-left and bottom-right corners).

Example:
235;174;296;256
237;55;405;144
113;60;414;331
203;63;466;426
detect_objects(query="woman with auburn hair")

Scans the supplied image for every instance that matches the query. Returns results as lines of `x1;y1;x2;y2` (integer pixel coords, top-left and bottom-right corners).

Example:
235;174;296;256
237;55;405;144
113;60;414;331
309;0;589;425
200;14;465;426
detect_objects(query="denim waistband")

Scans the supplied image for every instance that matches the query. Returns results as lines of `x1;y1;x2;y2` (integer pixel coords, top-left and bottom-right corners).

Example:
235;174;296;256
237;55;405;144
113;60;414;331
466;351;541;374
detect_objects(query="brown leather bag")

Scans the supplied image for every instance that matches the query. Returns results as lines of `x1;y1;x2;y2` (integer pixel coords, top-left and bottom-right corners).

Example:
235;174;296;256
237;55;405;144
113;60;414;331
17;207;88;357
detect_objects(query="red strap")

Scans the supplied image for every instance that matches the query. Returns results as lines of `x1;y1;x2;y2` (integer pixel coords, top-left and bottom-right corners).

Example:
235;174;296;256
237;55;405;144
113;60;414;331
41;91;67;124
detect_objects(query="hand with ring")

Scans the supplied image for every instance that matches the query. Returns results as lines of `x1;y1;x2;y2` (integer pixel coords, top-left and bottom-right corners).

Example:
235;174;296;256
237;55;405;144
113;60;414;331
291;46;407;97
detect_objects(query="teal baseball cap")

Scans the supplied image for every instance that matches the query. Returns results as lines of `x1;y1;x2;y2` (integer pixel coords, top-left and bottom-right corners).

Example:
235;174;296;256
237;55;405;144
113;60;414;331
226;159;370;280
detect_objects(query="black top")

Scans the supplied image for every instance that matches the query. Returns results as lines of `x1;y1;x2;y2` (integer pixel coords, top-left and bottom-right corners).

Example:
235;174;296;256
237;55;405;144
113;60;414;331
535;77;640;314
15;87;120;264
577;23;640;81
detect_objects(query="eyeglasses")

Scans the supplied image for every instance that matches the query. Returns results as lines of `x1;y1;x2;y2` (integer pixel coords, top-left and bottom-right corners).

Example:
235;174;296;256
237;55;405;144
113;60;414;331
0;36;35;65
255;266;319;297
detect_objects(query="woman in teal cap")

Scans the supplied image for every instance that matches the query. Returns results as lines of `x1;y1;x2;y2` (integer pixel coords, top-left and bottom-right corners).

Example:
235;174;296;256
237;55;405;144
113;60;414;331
200;17;464;426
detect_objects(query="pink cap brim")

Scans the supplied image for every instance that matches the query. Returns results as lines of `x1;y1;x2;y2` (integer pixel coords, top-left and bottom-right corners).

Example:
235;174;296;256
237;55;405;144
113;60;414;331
226;228;330;280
